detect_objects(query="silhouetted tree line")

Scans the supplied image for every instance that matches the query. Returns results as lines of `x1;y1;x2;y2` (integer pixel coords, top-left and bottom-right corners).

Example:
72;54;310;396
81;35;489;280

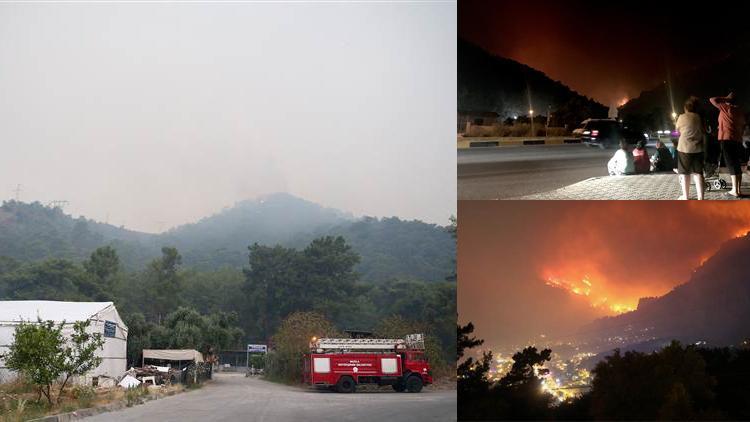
458;322;750;420
458;38;607;127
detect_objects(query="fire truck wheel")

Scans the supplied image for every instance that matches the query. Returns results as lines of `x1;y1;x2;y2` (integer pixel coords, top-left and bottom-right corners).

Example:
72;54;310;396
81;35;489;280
405;375;423;393
336;376;356;393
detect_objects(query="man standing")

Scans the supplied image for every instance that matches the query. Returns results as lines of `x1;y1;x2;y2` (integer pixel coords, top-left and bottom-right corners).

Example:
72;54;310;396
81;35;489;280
710;92;746;197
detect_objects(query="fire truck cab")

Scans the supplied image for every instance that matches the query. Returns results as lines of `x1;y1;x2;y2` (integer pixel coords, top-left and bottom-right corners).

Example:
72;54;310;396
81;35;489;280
303;334;432;393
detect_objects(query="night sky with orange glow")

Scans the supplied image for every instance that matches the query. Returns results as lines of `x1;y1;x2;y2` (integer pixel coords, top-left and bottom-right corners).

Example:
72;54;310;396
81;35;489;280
459;1;750;106
458;201;750;348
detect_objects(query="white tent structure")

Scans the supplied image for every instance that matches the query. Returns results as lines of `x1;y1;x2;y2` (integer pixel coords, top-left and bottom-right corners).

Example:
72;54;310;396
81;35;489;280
142;349;204;364
0;301;128;385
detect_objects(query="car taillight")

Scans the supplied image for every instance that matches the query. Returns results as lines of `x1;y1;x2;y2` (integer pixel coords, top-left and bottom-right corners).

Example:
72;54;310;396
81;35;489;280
592;130;599;136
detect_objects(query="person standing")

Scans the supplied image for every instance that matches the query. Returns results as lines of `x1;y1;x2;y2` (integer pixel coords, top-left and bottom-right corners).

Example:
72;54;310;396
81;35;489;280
675;96;705;199
710;92;746;197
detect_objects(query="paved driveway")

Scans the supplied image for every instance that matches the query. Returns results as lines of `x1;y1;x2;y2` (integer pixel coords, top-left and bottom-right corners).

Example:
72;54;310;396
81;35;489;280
84;373;457;422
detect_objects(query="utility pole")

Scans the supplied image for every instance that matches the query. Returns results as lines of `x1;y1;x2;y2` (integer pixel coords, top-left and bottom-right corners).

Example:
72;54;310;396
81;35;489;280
13;184;21;201
527;84;535;137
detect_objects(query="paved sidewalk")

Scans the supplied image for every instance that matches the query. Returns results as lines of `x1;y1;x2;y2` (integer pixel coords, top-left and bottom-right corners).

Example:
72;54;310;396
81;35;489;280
514;173;750;200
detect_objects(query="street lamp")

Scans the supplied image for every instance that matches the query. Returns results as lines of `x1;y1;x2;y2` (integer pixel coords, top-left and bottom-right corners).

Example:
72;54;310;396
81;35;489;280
529;109;535;137
671;111;677;120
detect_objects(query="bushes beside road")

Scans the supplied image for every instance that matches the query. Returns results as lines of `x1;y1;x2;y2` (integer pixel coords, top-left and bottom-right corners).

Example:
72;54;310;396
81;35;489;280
465;123;569;137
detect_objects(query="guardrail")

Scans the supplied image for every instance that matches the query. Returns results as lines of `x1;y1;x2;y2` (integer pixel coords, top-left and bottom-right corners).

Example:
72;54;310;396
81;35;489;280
457;136;581;149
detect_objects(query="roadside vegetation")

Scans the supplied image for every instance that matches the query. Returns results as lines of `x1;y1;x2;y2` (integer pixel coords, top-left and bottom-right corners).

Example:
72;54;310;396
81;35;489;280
0;376;185;422
464;121;569;138
1;319;103;405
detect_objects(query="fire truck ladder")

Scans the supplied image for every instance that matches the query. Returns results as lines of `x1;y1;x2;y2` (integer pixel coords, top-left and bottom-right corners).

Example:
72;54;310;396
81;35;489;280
312;334;425;352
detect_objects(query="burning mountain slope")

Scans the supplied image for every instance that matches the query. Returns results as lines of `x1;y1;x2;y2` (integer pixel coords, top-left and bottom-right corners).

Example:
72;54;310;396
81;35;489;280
579;232;750;346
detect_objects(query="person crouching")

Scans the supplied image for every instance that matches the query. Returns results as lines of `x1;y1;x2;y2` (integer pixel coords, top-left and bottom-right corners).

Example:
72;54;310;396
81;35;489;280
607;140;635;176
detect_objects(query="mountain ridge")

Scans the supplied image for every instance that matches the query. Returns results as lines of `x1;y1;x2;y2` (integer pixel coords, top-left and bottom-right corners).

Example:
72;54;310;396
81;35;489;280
458;38;607;126
0;193;455;283
577;233;750;347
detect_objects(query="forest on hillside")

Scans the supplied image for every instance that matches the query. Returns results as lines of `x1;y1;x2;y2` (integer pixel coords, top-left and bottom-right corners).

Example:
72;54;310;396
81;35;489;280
458;38;607;127
0;199;457;374
0;197;455;283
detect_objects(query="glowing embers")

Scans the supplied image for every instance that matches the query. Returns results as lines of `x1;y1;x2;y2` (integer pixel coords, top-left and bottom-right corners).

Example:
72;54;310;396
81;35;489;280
608;303;635;314
544;274;635;314
544;275;592;296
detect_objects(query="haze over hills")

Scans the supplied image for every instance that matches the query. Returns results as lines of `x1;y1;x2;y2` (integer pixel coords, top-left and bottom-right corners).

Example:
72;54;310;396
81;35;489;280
620;43;750;131
0;193;455;283
458;38;607;126
577;232;750;348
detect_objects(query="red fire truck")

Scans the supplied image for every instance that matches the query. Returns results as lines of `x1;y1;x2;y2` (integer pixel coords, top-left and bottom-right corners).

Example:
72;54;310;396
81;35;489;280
303;334;432;393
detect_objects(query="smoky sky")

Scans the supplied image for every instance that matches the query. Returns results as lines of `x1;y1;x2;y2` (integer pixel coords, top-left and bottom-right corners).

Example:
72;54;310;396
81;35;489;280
459;0;750;106
0;2;456;233
458;201;750;349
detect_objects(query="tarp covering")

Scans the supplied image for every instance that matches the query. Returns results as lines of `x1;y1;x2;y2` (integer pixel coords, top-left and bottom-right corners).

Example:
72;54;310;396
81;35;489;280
143;349;204;362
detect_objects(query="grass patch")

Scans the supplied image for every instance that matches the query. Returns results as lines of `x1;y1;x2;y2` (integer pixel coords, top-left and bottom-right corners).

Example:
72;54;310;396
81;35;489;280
0;380;189;420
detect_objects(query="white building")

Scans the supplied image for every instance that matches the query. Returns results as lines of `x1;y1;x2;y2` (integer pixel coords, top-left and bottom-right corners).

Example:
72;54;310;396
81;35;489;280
0;301;128;385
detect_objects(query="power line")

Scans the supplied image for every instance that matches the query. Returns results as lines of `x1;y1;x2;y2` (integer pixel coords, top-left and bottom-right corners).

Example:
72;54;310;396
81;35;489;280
47;200;69;210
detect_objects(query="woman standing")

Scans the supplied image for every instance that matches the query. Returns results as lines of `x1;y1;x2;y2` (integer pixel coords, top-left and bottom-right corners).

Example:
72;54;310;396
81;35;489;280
675;96;705;200
710;92;746;197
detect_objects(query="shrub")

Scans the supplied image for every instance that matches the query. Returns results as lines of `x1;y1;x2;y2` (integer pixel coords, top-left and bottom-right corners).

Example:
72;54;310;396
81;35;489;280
124;386;148;407
546;126;570;136
374;315;448;374
265;312;342;383
0;319;104;404
71;385;96;408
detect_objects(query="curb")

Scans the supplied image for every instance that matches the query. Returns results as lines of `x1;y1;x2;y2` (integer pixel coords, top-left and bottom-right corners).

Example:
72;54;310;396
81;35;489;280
457;137;581;149
511;173;750;200
28;401;127;422
27;386;192;422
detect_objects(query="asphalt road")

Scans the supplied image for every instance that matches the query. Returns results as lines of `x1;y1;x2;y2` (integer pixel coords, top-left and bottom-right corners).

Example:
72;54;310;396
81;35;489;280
84;373;457;422
458;144;622;199
458;145;655;199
